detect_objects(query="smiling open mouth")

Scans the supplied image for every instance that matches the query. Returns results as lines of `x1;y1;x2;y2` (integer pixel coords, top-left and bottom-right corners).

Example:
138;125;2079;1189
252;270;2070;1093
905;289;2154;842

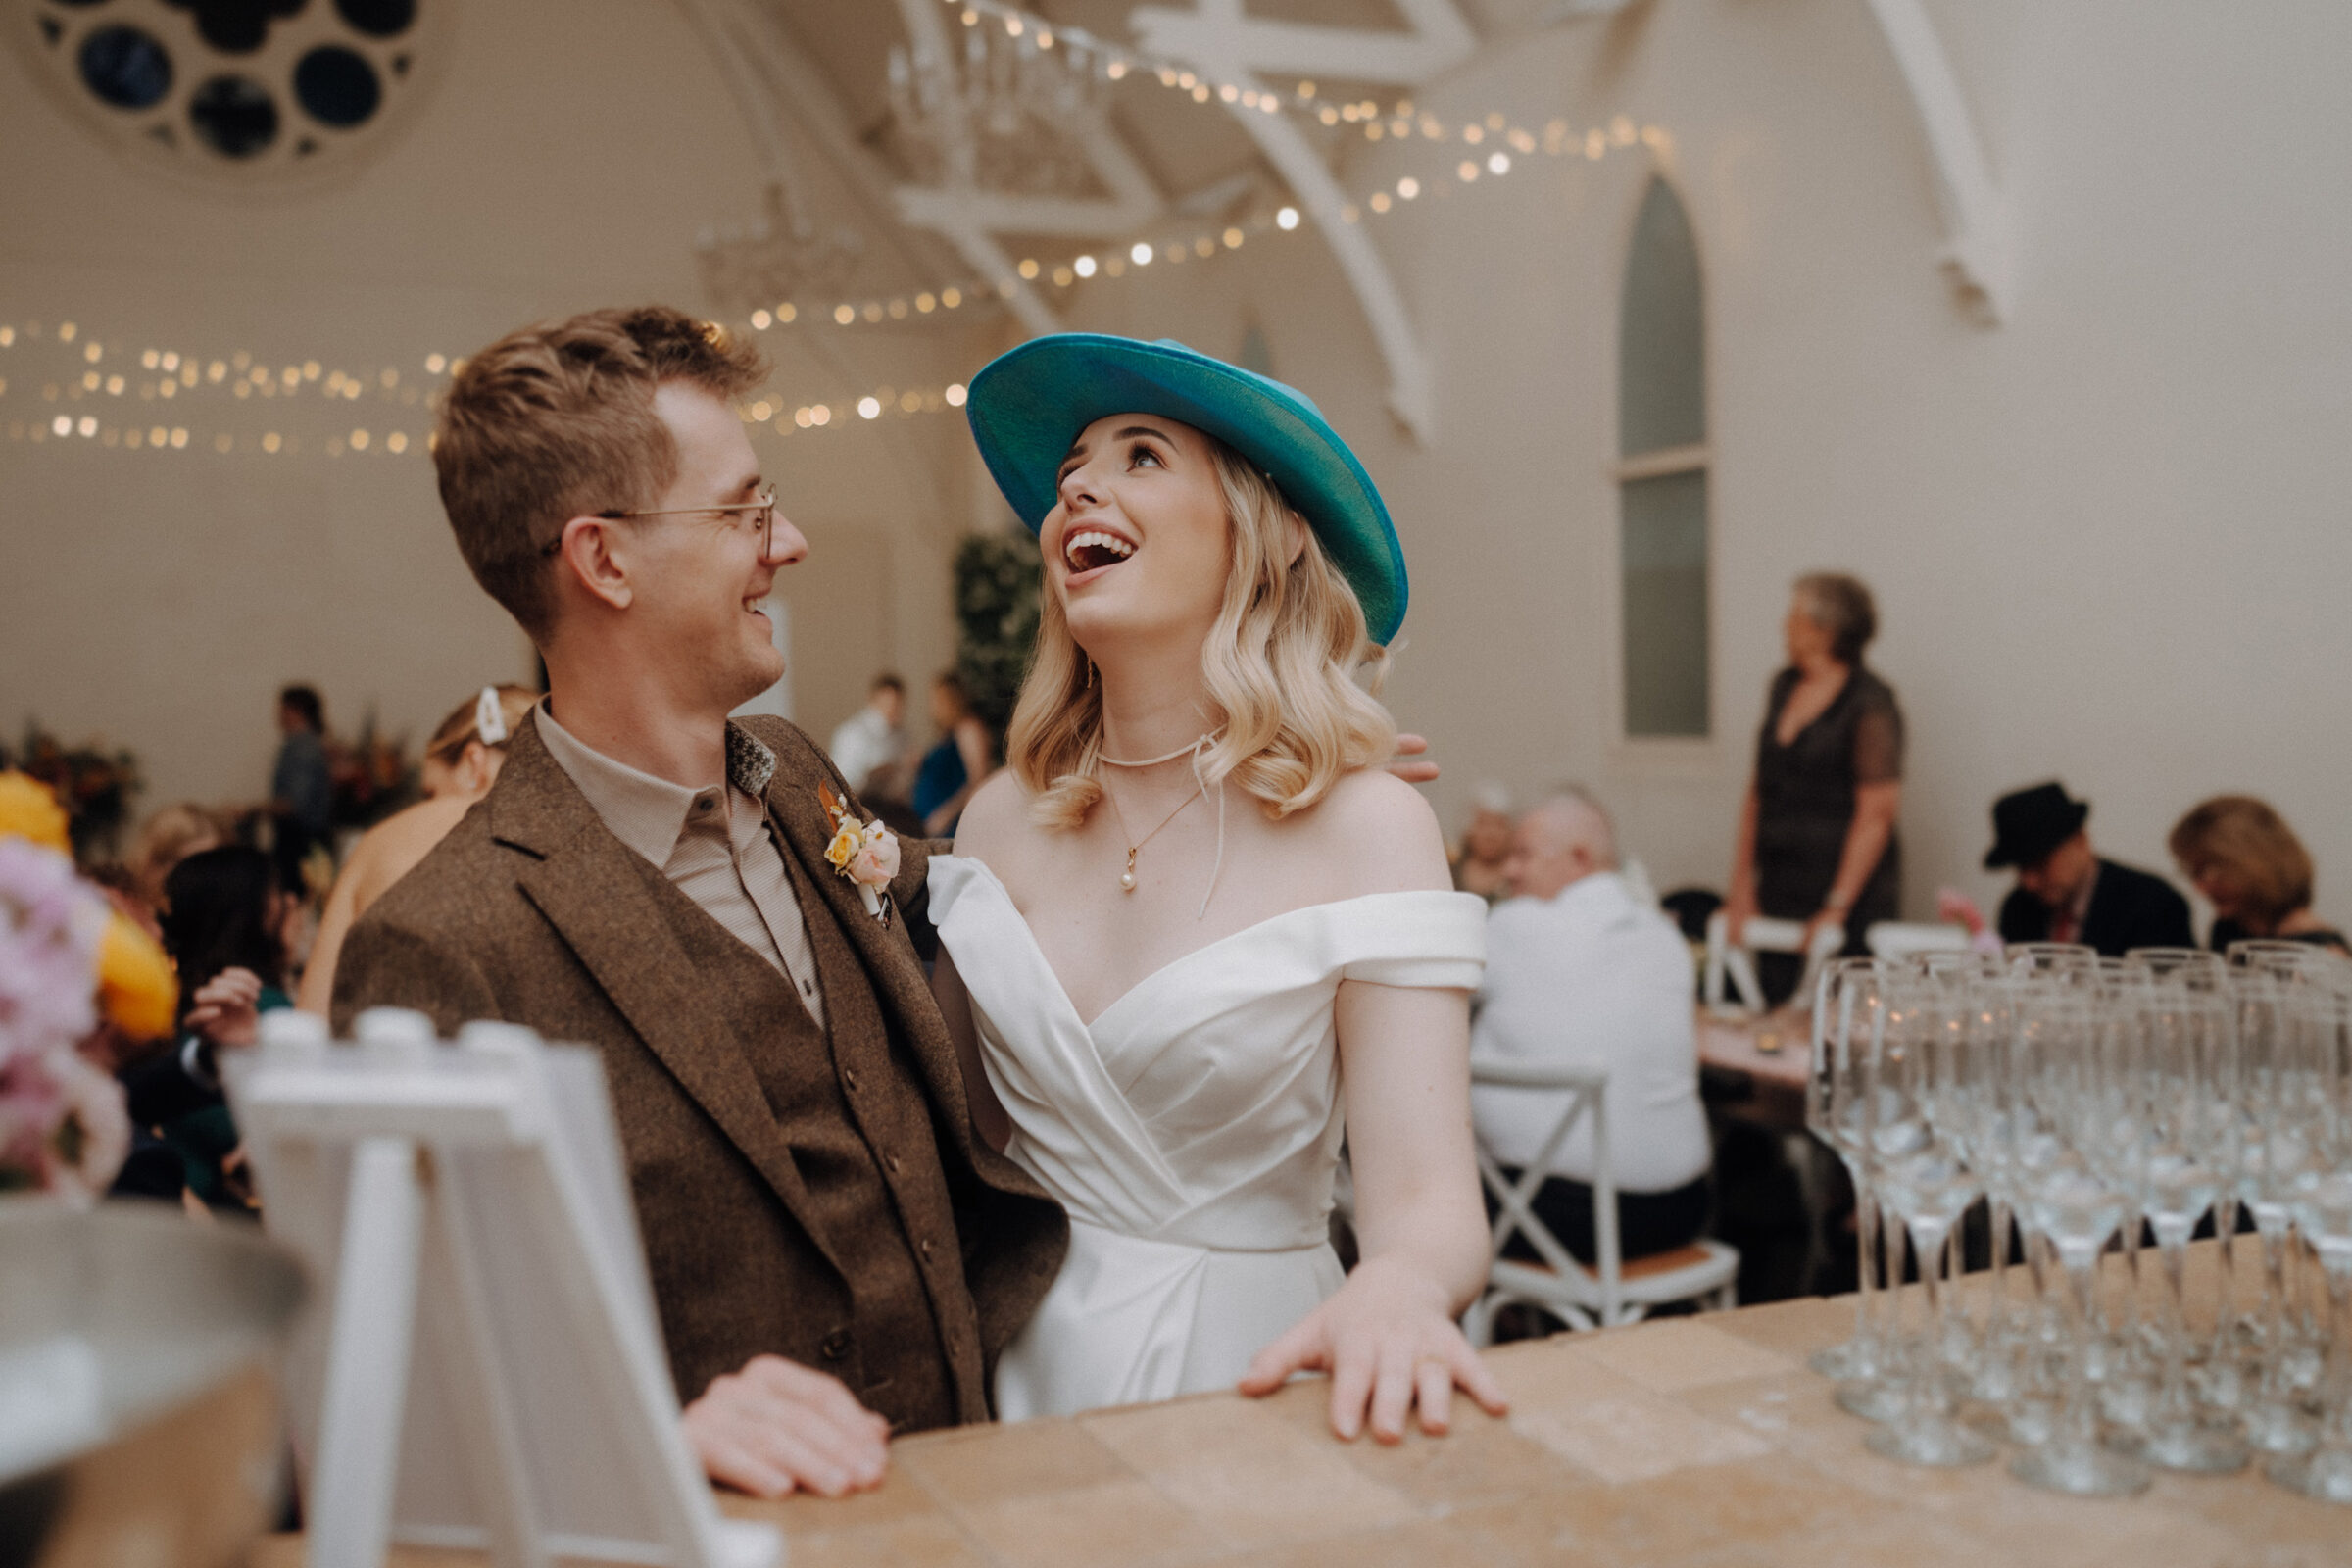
1064;529;1135;573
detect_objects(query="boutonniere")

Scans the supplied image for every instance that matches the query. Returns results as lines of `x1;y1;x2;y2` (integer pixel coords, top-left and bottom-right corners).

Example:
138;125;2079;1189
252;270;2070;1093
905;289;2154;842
818;780;899;924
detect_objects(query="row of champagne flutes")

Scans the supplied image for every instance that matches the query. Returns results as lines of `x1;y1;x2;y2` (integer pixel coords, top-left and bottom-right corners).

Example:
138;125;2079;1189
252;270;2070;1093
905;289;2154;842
1805;941;2352;1502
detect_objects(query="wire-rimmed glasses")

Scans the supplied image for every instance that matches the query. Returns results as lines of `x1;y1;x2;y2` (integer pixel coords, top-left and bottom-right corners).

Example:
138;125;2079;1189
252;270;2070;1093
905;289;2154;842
539;483;781;557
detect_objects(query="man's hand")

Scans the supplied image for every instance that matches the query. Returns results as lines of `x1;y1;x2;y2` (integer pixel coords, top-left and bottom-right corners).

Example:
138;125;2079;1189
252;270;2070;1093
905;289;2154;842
1386;733;1439;786
184;967;265;1050
681;1355;891;1498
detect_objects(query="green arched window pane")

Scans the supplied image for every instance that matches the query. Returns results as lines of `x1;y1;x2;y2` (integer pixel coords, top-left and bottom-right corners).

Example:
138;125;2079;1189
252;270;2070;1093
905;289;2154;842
1618;178;1704;457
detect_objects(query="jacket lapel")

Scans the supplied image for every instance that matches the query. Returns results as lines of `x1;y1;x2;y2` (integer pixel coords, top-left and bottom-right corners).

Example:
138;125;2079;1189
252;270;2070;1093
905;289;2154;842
493;719;845;1276
764;750;1003;1152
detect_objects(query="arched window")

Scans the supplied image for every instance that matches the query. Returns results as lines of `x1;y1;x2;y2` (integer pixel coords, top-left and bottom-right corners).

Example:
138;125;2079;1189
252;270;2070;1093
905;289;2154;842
1617;176;1710;738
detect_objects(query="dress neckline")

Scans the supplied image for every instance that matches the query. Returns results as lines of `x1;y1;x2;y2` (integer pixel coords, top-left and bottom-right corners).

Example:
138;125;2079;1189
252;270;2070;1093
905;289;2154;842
936;855;1473;1032
1769;663;1855;750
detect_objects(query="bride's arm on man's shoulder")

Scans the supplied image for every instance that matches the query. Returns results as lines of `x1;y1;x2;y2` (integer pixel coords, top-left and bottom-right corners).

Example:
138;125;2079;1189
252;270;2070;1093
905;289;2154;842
1238;766;1505;1443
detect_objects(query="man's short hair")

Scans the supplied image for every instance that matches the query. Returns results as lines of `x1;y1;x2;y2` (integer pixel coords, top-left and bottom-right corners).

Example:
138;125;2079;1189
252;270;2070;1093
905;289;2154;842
872;673;906;697
433;306;767;641
277;684;323;731
1528;786;1620;870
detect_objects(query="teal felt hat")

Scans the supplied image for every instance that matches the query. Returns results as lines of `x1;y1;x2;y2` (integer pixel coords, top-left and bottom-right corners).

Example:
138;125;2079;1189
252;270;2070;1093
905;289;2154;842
964;334;1408;645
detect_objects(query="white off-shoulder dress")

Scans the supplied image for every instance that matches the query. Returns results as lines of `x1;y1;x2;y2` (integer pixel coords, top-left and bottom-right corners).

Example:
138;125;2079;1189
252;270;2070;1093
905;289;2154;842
927;854;1487;1420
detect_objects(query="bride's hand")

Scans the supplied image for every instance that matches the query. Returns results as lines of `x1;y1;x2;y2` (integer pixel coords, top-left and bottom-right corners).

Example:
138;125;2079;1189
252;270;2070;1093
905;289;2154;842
1237;1254;1507;1443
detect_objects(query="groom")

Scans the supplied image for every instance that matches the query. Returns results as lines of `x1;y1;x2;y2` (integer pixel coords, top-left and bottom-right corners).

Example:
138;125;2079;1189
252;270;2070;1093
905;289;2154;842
329;307;1066;1497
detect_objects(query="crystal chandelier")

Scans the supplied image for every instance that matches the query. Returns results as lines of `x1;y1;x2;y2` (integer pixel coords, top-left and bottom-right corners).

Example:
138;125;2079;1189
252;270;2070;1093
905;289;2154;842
888;23;1110;198
695;184;868;317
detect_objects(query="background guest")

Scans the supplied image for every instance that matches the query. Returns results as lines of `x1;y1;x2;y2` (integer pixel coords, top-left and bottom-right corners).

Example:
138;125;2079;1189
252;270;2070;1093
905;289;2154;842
2168;794;2347;955
124;802;225;914
828;672;910;801
1722;573;1903;996
1470;790;1712;1269
1988;781;2192;955
269;683;333;893
112;845;294;1208
1450;781;1515;903
296;684;538;1015
912;670;994;837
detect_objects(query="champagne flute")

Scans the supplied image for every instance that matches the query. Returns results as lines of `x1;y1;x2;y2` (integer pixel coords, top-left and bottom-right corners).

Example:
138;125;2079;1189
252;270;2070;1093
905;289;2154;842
2008;973;2153;1497
2106;958;2248;1473
1862;966;1996;1466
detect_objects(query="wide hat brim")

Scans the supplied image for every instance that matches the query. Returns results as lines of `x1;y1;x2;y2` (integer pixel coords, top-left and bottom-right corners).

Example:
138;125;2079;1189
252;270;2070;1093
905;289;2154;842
964;334;1407;645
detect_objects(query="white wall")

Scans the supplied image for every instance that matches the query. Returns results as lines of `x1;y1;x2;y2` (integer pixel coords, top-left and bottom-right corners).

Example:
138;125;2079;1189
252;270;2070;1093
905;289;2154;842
6;0;2346;937
1056;0;2352;932
0;0;979;816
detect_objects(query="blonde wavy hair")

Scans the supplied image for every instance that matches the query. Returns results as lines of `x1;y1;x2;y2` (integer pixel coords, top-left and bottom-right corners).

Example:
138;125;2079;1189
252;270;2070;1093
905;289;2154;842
1008;437;1397;830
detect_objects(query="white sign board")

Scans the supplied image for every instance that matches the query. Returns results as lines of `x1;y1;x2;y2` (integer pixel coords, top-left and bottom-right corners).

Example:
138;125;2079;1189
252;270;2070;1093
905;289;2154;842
230;1008;780;1568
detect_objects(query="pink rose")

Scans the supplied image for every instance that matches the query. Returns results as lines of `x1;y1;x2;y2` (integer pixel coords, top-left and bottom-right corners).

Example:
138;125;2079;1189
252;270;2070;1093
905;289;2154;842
848;832;900;889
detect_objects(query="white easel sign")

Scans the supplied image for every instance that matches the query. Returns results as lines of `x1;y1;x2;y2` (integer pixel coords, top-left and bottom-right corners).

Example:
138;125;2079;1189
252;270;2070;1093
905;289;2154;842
228;1008;781;1568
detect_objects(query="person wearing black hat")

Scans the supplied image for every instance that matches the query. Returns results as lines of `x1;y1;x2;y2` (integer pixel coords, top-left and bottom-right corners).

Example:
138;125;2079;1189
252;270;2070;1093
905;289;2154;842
1987;782;2192;956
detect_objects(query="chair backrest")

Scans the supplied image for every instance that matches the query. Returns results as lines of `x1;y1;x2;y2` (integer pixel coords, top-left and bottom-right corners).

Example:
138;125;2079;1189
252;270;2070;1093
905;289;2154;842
1702;910;1843;1016
1864;921;1972;959
1469;1058;1619;1323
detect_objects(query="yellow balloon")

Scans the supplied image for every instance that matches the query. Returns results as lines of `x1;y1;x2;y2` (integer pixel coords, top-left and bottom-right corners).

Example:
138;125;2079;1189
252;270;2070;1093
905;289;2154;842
98;910;179;1043
0;770;71;853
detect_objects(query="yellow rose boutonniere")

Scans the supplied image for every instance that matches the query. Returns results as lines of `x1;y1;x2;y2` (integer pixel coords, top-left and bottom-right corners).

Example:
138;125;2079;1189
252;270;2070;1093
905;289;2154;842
817;781;900;924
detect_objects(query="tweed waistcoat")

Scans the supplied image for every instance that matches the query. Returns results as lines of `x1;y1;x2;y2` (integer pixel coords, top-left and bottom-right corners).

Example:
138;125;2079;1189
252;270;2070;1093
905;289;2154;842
653;816;975;1430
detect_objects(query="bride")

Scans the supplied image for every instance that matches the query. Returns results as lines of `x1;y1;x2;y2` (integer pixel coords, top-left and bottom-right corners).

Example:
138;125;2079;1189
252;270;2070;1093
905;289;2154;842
927;334;1506;1443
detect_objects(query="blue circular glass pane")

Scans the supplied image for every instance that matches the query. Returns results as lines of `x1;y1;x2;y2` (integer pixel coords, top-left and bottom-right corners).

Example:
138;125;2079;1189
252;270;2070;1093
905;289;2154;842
188;74;278;157
79;25;172;110
293;45;378;127
333;0;414;38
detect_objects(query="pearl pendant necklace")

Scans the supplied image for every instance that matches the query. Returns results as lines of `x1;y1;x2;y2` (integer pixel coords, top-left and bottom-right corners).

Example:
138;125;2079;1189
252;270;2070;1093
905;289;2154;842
1099;730;1219;896
1098;727;1229;917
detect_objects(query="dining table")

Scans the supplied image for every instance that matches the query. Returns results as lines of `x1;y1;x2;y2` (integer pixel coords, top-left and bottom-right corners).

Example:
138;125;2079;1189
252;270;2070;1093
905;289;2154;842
255;1236;2350;1568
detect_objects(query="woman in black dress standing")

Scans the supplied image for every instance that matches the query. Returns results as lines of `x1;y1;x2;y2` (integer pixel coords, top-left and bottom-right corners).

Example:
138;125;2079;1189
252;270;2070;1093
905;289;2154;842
1722;573;1903;999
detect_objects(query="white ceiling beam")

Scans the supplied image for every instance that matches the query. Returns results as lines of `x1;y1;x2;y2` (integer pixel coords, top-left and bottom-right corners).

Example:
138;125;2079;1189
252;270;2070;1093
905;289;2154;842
1863;0;2011;324
1131;0;1477;442
1132;0;1474;84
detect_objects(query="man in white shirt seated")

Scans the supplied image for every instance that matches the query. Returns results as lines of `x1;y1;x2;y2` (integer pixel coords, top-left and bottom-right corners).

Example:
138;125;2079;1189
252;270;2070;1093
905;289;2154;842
1471;790;1713;1265
826;673;908;800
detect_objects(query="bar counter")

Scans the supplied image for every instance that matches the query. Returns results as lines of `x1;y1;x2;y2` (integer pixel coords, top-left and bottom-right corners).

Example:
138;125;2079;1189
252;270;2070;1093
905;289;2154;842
258;1238;2348;1567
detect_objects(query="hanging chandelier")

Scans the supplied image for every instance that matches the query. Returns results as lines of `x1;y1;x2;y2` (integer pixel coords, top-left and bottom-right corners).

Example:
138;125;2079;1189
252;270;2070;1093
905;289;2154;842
887;20;1110;198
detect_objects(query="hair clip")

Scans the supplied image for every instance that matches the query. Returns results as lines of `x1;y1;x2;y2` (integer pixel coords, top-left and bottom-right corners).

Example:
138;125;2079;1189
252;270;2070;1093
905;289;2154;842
475;686;510;746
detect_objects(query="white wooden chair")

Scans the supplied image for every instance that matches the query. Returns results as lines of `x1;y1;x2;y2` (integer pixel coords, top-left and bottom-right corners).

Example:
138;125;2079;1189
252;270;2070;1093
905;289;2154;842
1702;911;1843;1018
1864;921;1972;960
1462;1058;1740;1342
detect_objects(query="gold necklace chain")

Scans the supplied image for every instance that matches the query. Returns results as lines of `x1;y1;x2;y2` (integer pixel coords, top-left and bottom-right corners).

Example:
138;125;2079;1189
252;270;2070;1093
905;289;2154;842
1102;778;1204;893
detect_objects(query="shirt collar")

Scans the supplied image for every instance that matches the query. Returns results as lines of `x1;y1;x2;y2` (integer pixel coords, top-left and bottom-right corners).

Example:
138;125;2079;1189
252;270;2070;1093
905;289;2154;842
535;700;776;867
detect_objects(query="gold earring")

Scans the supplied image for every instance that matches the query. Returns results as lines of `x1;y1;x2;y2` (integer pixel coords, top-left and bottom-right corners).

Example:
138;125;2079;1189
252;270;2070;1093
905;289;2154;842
1085;656;1095;689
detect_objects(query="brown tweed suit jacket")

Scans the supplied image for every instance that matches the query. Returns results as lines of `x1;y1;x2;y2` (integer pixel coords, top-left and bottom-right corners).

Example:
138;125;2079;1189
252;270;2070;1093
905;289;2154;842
328;711;1066;1425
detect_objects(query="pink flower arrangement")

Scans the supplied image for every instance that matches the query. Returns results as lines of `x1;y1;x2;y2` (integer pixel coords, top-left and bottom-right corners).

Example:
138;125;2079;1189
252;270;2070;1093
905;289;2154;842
0;803;144;1200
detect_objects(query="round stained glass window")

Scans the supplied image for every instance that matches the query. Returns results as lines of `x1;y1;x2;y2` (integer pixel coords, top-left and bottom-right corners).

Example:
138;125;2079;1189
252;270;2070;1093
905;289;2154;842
293;44;376;126
188;73;277;157
19;0;441;187
79;25;173;110
333;0;414;38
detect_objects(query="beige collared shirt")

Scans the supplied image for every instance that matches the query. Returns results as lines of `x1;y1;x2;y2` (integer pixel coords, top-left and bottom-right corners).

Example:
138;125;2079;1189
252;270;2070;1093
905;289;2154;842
536;702;825;1026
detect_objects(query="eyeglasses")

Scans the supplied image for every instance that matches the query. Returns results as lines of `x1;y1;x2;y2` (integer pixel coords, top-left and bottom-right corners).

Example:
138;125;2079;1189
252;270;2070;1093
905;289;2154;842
540;484;777;557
